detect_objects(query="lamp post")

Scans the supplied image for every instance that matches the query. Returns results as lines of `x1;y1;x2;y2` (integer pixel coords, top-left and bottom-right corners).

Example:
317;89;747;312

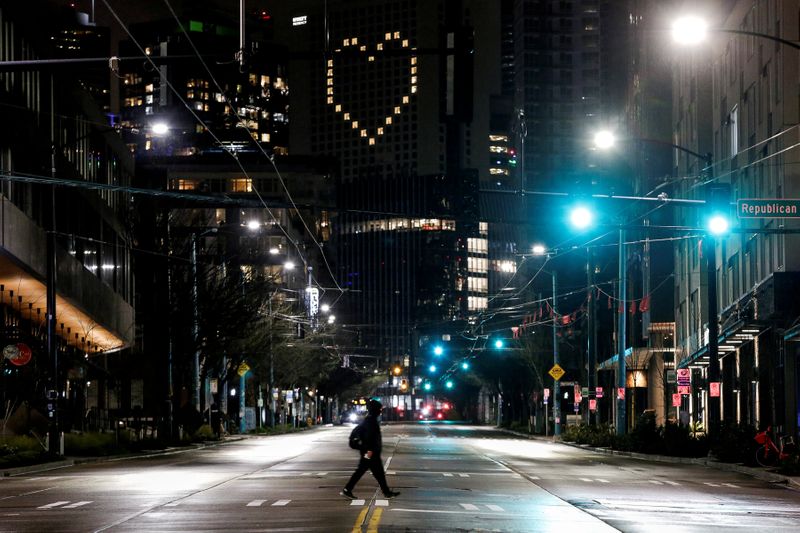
671;15;800;50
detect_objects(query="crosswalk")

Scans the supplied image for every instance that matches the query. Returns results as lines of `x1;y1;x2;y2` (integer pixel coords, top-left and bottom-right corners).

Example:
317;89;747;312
37;501;93;509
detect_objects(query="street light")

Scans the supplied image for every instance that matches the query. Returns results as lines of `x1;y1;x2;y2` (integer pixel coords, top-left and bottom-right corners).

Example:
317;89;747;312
429;364;437;373
493;339;504;349
246;220;261;231
461;361;470;370
445;380;454;390
532;244;546;256
569;206;593;230
433;345;444;356
593;130;616;150
151;122;170;135
671;15;708;46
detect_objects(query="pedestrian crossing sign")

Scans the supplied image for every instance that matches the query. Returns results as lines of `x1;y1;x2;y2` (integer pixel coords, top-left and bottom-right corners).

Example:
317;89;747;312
548;364;565;381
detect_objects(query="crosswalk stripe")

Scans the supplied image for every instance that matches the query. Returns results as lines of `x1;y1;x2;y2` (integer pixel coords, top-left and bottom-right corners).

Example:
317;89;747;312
272;500;291;506
460;503;480;511
351;499;366;506
387;471;396;475
443;473;453;477
580;478;593;482
38;501;69;509
458;473;469;478
375;500;389;507
596;479;610;483
63;501;92;509
164;502;180;507
246;500;266;507
648;480;663;485
722;483;739;488
486;504;504;512
704;482;720;487
663;480;680;486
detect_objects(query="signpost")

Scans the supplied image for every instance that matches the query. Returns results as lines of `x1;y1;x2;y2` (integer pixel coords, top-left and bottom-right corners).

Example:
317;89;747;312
737;199;800;218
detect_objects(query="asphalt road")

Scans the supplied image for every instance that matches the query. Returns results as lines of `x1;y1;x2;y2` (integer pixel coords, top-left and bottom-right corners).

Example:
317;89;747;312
0;423;798;532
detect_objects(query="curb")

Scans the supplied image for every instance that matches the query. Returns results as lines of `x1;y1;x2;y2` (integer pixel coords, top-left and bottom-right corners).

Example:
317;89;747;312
496;427;800;490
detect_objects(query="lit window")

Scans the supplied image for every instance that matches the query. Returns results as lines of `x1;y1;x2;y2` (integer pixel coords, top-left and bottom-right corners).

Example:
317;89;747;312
327;59;333;67
343;113;350;120
402;39;409;47
489;168;509;175
327;69;333;77
394;32;400;39
489;146;507;153
467;238;488;254
369;138;376;145
261;133;271;142
411;76;417;84
230;178;253;192
335;104;342;112
468;296;488;311
352;121;359;128
411;57;417;65
411;86;417;93
402;95;409;104
327;78;333;86
489;134;509;142
352;37;358;44
411;66;417;74
327;87;333;95
344;38;350;46
385;32;392;40
377;127;384;135
360;129;367;137
327;96;333;104
377;43;384;50
479;222;488;235
368;56;375;62
394;106;401;114
360;45;366;52
145;83;154;93
385;117;393;125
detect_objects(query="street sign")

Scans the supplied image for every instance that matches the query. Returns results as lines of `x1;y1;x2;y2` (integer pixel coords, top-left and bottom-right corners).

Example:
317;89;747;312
548;364;565;381
672;393;682;407
677;368;691;386
573;403;579;413
238;362;250;376
617;387;625;400
737;199;800;218
678;385;691;395
667;369;677;383
589;399;597;411
543;388;550;400
710;382;721;397
595;386;604;398
581;387;589;397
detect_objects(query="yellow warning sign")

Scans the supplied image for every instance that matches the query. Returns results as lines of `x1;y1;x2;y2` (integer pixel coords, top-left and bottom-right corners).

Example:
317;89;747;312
238;362;251;376
548;364;565;381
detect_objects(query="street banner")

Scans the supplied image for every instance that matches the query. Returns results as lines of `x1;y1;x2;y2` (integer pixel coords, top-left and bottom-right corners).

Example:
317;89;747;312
672;393;682;407
710;382;721;397
677;368;691;386
589;399;597;411
678;385;691;395
595;386;603;398
617;387;625;400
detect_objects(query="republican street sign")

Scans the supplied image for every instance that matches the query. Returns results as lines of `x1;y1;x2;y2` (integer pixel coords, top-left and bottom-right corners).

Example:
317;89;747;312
737;199;800;218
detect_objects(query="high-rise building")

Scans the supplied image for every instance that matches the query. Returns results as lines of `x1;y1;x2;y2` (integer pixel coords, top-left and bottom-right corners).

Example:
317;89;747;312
0;2;135;432
268;0;503;391
671;0;800;436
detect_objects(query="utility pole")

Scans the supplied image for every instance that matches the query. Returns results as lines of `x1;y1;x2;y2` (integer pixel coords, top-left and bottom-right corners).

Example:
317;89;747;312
46;74;61;456
553;271;561;437
587;247;596;425
616;228;627;435
705;236;721;434
191;233;201;414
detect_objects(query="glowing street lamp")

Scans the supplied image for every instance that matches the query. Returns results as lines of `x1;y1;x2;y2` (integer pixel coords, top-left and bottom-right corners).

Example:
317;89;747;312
428;364;437;373
569;206;594;230
671;15;709;46
493;339;504;350
445;380;454;389
532;244;546;256
433;345;444;356
246;220;260;231
461;361;470;370
151;122;169;135
593;130;616;150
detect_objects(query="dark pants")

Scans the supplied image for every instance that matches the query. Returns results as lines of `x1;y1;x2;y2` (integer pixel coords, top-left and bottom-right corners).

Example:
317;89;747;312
345;454;390;494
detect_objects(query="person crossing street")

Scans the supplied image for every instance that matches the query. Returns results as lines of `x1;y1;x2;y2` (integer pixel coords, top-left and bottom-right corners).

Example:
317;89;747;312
340;399;400;499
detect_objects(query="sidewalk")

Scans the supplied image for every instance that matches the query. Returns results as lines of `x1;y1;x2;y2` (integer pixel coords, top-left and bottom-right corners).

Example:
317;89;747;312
498;428;800;490
0;435;246;478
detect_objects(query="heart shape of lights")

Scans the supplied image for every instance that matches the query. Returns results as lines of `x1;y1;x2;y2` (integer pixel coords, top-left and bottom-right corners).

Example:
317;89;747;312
326;32;418;145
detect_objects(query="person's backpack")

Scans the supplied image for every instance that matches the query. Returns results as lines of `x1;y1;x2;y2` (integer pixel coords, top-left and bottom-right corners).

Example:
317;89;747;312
348;422;365;450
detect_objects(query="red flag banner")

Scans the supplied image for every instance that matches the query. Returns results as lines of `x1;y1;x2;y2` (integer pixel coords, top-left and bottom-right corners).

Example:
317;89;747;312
629;300;637;314
511;326;520;339
639;295;650;313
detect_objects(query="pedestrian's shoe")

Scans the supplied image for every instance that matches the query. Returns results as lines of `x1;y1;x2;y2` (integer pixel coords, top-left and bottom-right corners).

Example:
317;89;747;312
340;488;356;499
383;490;400;498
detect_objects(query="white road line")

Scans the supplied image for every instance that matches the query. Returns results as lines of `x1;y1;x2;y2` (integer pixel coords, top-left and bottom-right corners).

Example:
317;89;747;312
63;501;92;509
458;473;470;478
460;503;480;511
663;480;680;486
318;472;328;476
384;457;393;469
375;500;389;507
351;499;366;506
443;473;454;477
722;483;740;488
164;502;180;507
648;480;663;485
38;501;69;509
580;478;593;482
272;500;291;506
387;471;397;475
300;472;312;476
486;504;504;512
512;474;523;479
246;500;266;507
596;479;610;483
704;482;721;487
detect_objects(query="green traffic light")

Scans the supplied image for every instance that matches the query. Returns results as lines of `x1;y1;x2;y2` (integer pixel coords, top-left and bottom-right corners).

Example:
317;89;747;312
569;206;593;229
445;380;453;389
494;339;504;349
429;364;437;373
708;214;729;235
433;345;444;356
461;361;470;370
423;382;432;391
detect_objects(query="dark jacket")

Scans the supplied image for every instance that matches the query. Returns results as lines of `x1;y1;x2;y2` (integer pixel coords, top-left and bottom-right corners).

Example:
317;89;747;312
359;414;382;455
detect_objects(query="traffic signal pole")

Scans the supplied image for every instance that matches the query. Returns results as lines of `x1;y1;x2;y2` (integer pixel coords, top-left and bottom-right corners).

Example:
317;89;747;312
704;236;721;433
616;229;627;435
553;272;561;437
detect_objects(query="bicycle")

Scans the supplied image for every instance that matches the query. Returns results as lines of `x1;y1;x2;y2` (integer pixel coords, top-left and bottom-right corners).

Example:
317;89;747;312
754;426;796;467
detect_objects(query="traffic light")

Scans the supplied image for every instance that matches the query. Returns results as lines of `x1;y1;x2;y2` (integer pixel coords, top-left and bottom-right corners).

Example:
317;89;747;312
392;365;402;376
705;183;731;236
423;382;432;391
445;380;454;390
433;345;444;356
493;339;504;349
461;361;470;370
429;364;437;373
569;205;594;230
399;379;408;391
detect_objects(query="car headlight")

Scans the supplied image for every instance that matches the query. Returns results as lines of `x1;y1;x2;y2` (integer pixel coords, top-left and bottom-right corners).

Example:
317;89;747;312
348;413;358;422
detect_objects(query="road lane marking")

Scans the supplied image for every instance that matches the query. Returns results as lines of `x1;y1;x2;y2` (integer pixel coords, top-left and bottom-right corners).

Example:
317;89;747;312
443;473;453;477
246;500;266;507
704;482;720;487
596;479;610;483
351;507;369;533
272;499;291;506
458;473;470;478
375;499;388;507
486;504;504;512
366;508;383;533
164;502;181;507
580;478;593;482
63;501;92;509
648;480;663;485
722;483;740;488
460;503;480;511
664;480;680;486
351;499;366;506
38;501;69;509
387;471;396;475
318;472;328;476
384;457;392;469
